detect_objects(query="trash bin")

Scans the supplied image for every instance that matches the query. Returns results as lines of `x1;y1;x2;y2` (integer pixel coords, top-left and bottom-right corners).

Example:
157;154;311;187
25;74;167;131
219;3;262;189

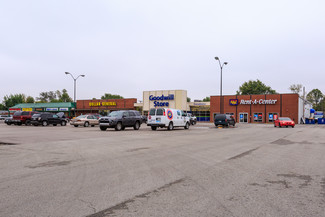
305;118;315;124
318;118;325;124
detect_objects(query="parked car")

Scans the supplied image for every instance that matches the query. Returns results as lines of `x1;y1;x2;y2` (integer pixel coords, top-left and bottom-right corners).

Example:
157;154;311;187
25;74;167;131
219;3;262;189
4;116;13;125
12;111;39;126
99;110;142;131
214;114;235;127
0;115;10;120
187;113;197;125
31;113;67;126
70;114;99;127
147;108;190;130
274;117;295;128
85;113;102;120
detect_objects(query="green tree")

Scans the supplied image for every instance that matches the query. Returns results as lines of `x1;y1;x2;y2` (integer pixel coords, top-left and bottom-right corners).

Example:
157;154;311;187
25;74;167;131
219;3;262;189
307;89;323;110
289;84;302;95
59;89;73;102
236;79;277;95
37;90;72;102
26;96;35;103
319;98;325;113
3;94;26;109
202;96;210;102
101;93;124;99
0;103;5;110
37;91;53;102
187;97;191;102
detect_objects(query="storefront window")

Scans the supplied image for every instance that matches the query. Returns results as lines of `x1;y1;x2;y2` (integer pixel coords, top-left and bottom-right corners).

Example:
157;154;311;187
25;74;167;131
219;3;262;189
268;113;278;122
253;113;263;122
192;111;210;122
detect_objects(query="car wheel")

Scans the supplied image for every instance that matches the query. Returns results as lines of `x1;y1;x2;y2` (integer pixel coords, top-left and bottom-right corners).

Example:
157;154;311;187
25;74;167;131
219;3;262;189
17;122;22;126
61;121;66;126
42;121;48;126
134;121;140;130
115;122;122;131
74;125;79;127
84;122;89;127
292;126;295;128
279;125;282;128
274;124;276;127
167;122;173;131
286;126;288;128
25;120;31;126
7;123;11;125
184;122;190;129
100;126;107;131
151;126;157;130
121;126;125;130
53;124;57;126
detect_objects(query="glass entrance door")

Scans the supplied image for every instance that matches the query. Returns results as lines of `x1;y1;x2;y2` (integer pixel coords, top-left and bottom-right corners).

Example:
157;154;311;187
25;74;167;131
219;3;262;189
239;113;248;123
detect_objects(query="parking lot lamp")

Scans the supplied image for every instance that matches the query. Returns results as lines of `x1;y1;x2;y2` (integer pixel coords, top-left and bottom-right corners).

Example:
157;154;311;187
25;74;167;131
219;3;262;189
214;57;228;114
64;72;85;104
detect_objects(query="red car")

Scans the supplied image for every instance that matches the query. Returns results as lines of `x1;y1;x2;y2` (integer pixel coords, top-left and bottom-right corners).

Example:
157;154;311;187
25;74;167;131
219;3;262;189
274;117;295;128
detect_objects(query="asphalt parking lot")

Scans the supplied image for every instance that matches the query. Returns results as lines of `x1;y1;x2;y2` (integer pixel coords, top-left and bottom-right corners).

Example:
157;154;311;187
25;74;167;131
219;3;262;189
0;122;325;217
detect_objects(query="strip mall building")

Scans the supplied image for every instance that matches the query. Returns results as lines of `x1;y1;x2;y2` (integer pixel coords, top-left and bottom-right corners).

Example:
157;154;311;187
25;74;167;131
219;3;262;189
210;93;312;124
11;91;310;124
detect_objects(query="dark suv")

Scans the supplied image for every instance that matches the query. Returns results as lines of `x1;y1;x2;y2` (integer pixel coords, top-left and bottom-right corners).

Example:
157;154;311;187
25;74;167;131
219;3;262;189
12;111;39;126
31;113;67;126
214;114;236;127
99;110;142;131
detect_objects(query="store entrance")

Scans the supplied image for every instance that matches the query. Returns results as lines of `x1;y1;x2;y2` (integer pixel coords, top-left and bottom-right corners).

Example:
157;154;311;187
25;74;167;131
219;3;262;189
239;113;248;123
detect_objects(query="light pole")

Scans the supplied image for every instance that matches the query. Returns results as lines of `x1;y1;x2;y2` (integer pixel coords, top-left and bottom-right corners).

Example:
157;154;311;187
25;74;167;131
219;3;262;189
214;57;228;114
65;71;85;105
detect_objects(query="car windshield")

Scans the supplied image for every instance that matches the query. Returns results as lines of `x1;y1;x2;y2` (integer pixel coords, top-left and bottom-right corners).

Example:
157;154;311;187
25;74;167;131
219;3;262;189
32;114;41;117
14;112;22;116
77;115;87;119
279;117;291;121
108;111;122;117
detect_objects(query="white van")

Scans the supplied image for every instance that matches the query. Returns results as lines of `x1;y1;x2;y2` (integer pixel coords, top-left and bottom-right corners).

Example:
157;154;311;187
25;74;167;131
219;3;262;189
147;108;190;130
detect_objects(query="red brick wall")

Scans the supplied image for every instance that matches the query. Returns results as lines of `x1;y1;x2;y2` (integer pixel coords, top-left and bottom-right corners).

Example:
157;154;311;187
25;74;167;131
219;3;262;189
281;94;299;123
210;94;298;123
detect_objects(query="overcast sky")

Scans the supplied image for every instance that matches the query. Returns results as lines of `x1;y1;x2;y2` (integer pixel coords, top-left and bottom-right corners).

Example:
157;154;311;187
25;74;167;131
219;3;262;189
1;0;324;102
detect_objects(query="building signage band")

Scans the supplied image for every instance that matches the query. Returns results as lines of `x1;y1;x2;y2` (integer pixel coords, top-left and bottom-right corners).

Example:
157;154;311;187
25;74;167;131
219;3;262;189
9;108;21;111
239;99;277;105
59;108;69;111
46;108;58;111
89;102;117;107
149;94;175;107
22;108;33;111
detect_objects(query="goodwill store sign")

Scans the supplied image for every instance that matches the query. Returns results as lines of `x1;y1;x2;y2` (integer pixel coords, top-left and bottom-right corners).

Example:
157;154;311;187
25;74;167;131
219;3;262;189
230;99;277;105
149;94;174;107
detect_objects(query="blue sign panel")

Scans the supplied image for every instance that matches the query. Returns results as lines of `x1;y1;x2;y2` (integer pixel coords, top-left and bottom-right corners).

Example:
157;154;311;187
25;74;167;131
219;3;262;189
229;99;238;106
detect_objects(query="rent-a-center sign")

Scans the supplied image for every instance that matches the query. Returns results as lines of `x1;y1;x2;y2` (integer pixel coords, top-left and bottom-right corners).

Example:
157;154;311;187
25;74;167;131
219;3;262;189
230;99;277;105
